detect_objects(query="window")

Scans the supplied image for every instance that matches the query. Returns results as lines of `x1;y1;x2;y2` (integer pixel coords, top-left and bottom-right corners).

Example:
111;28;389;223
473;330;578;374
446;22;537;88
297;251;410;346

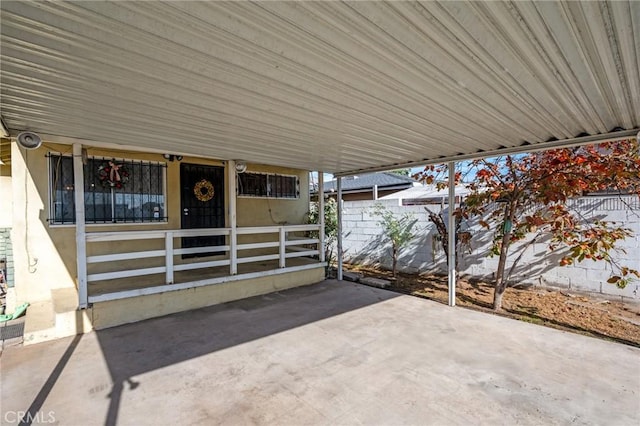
238;172;299;199
49;154;167;224
49;155;76;224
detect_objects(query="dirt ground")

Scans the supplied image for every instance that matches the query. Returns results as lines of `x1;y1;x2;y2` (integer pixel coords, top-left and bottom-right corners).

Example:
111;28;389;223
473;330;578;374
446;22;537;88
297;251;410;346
345;264;640;347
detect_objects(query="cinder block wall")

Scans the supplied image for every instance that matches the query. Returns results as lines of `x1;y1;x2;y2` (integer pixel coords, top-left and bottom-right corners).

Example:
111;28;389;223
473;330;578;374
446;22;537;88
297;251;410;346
341;196;640;300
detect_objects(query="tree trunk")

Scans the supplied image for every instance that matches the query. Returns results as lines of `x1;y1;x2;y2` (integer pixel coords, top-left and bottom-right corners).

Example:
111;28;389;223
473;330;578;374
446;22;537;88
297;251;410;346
492;287;505;311
493;204;514;310
425;208;449;261
392;245;398;277
325;246;333;266
493;241;510;310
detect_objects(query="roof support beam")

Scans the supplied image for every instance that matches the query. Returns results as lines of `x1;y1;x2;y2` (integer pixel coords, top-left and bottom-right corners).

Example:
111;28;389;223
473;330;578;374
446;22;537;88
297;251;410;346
334;128;639;177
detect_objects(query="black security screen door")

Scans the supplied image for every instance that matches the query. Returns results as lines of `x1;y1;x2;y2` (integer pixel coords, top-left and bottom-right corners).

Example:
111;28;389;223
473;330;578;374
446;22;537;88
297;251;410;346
180;163;226;258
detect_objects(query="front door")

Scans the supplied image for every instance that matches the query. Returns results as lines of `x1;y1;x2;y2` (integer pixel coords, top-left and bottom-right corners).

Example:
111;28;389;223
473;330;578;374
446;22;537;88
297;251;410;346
180;163;226;258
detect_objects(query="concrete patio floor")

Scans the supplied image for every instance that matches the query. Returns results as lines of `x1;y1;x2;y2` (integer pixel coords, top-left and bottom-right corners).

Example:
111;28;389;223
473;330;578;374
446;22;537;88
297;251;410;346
1;280;639;426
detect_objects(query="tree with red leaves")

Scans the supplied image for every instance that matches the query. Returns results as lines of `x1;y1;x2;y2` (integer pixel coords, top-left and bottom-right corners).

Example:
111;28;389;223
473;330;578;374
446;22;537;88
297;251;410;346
415;140;640;310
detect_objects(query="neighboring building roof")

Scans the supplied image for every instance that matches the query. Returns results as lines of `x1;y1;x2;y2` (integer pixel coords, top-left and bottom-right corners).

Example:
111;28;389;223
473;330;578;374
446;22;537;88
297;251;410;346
380;184;470;205
323;172;418;193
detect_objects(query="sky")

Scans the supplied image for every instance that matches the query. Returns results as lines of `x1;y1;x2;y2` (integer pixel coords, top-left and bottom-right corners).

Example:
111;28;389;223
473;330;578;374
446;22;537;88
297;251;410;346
309;164;478;186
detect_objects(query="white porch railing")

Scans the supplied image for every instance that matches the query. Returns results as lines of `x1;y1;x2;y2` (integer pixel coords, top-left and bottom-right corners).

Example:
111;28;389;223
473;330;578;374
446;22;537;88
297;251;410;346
83;224;323;301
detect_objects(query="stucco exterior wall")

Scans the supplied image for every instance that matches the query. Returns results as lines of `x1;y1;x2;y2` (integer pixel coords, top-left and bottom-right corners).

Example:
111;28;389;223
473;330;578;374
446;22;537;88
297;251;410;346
91;266;324;329
237;164;309;227
341;198;640;300
12;142;74;306
236;164;310;253
11;140;314;310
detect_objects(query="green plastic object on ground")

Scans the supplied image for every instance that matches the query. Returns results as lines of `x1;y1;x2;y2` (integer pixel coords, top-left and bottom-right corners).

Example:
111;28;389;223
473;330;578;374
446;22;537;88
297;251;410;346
0;302;30;322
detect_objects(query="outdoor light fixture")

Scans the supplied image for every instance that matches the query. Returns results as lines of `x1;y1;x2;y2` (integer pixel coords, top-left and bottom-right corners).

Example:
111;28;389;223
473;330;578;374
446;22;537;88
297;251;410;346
235;161;247;173
16;131;42;150
163;154;183;162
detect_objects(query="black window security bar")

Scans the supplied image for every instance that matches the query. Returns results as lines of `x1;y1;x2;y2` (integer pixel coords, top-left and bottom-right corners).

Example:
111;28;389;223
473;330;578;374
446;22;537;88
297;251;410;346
48;153;168;224
238;172;299;199
49;154;76;224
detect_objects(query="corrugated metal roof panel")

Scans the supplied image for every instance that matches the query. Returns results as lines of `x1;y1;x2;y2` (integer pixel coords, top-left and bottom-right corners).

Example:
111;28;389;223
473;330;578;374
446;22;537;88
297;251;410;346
1;1;638;174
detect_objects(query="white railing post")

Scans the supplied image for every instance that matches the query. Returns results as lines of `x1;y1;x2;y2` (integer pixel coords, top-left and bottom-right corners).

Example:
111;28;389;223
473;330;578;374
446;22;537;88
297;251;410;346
165;231;174;284
279;226;286;268
318;172;325;263
230;229;237;274
228;160;238;275
73;144;88;309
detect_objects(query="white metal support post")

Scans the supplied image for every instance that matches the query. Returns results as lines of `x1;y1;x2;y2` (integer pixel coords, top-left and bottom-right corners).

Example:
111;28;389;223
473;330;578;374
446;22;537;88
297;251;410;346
447;161;456;307
73;144;88;308
337;176;343;281
228;160;238;275
318;172;325;263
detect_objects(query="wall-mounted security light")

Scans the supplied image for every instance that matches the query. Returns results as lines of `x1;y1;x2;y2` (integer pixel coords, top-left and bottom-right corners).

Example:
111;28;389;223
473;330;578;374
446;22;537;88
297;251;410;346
16;131;42;150
163;154;183;162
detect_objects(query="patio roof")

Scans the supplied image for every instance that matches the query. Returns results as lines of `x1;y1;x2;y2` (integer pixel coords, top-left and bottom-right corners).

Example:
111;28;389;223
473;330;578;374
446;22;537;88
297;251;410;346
1;1;638;175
